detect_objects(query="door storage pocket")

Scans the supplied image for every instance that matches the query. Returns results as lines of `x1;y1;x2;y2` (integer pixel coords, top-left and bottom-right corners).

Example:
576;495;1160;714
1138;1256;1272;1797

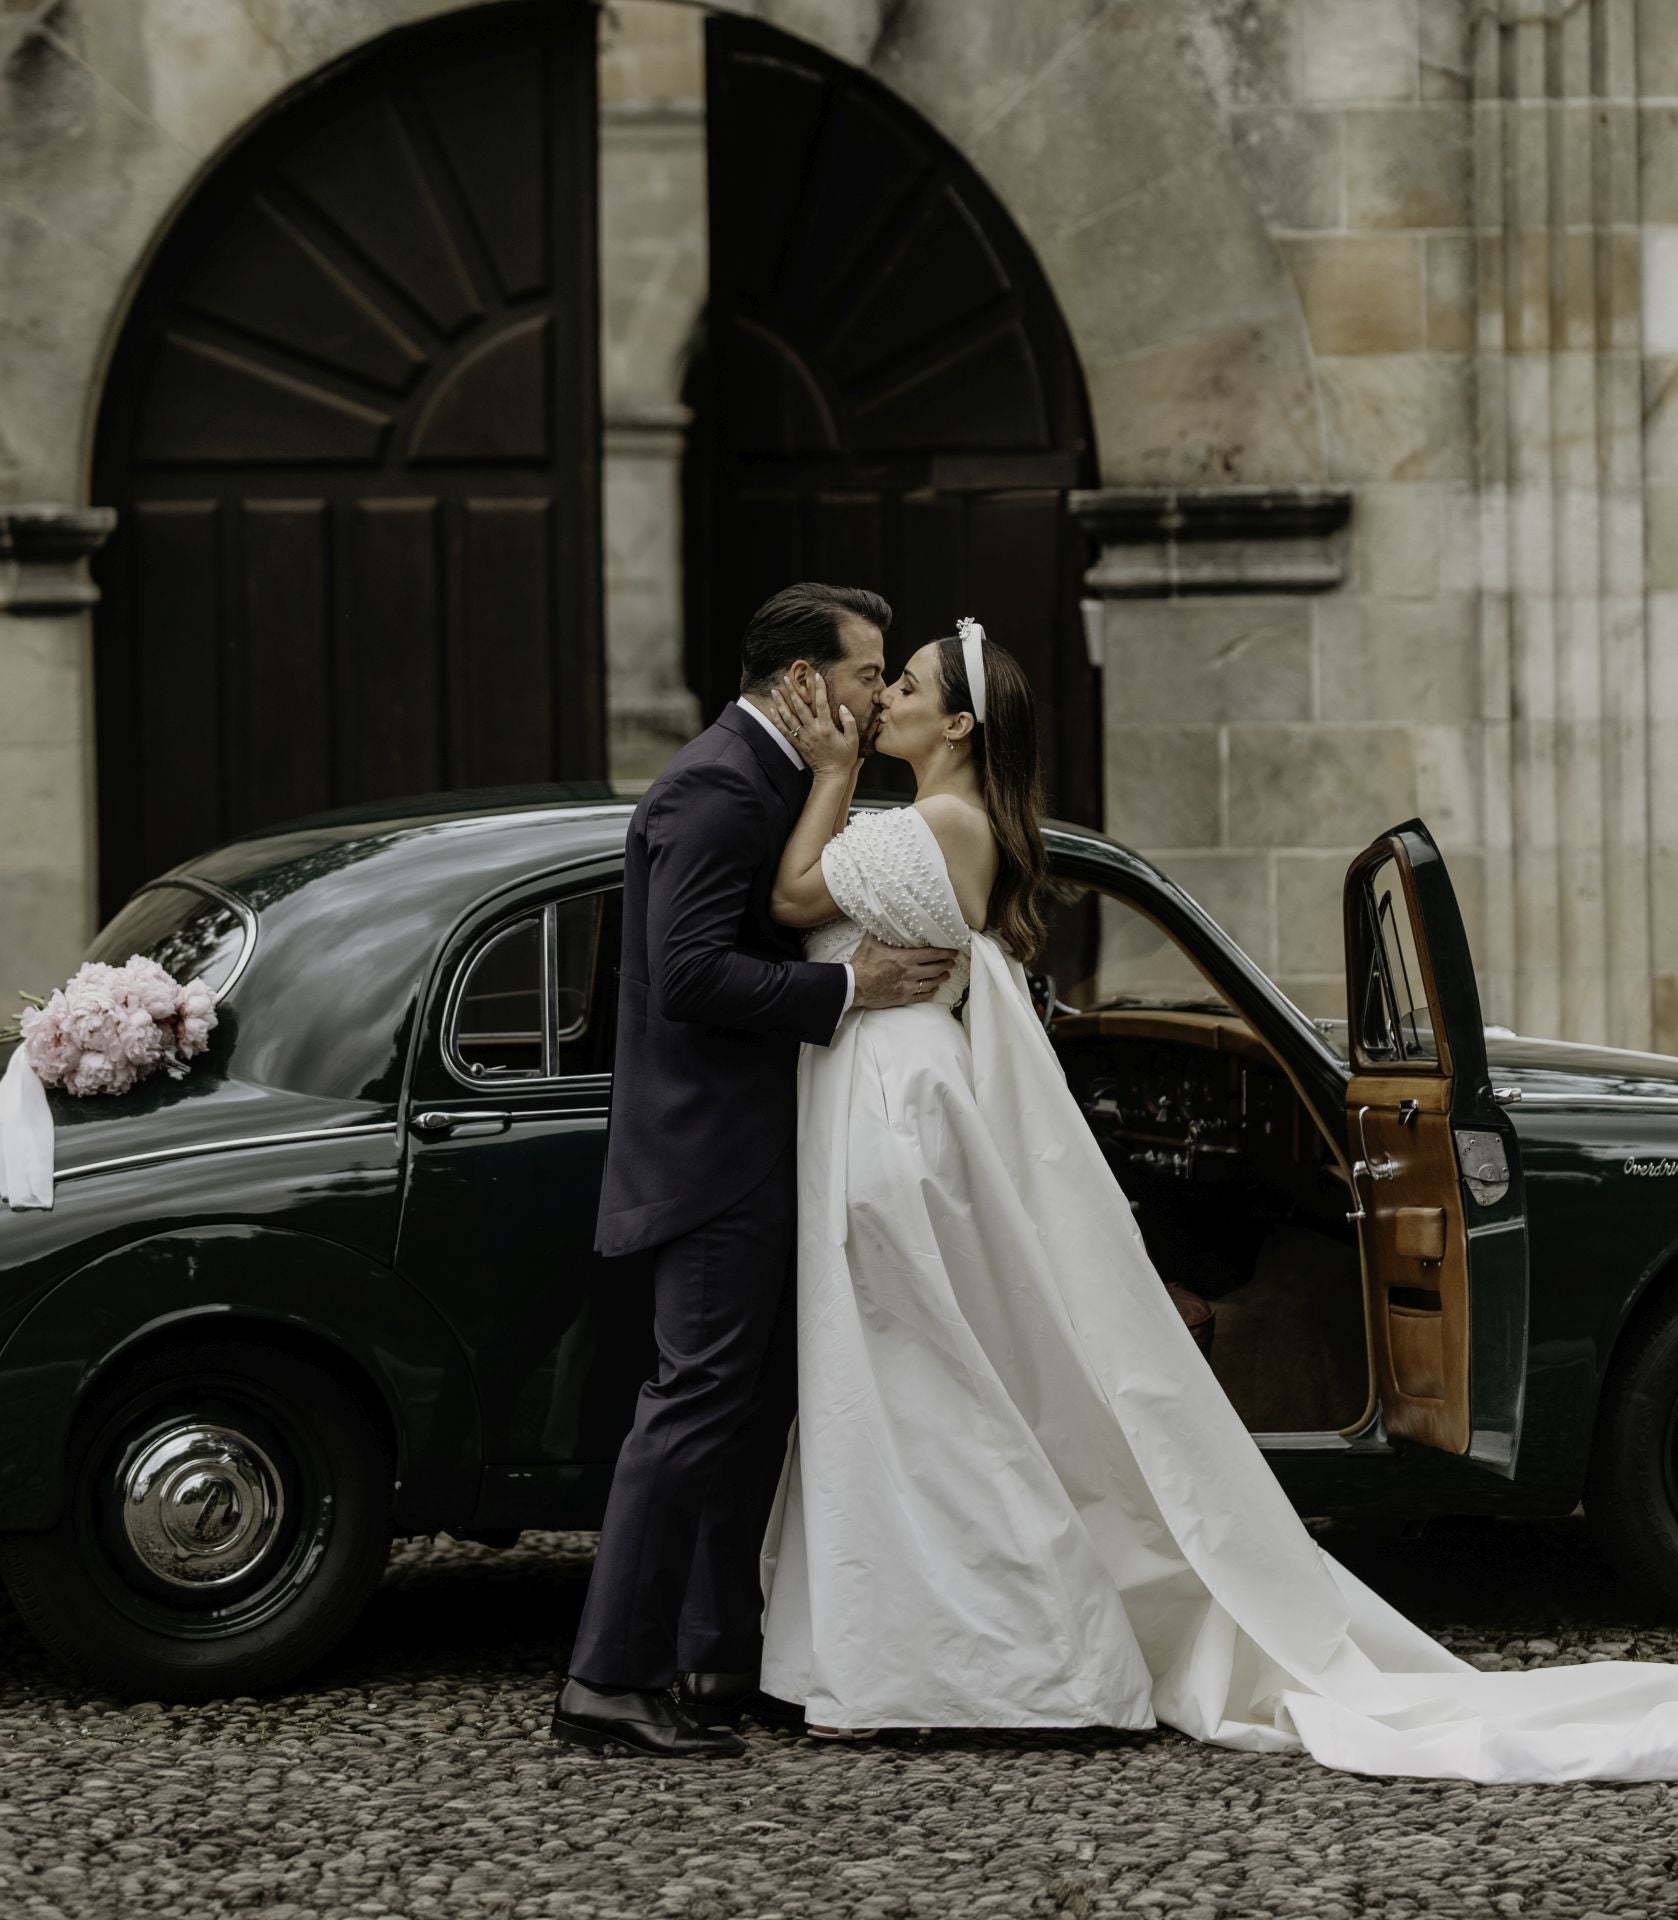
1388;1302;1446;1400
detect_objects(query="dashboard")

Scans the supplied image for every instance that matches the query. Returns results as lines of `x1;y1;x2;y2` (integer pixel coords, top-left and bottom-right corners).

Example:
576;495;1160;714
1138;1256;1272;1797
1050;1007;1348;1227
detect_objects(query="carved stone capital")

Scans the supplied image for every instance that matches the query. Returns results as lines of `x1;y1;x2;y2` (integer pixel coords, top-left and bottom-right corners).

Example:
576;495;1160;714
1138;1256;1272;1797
1068;486;1353;598
0;504;117;617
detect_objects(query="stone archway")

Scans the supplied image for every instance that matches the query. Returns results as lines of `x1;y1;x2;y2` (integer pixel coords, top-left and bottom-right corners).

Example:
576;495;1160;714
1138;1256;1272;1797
747;0;1326;488
37;0;1321;516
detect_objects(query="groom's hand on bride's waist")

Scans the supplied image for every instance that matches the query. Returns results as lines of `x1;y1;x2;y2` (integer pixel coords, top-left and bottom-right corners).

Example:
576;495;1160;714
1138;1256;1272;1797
849;931;958;1009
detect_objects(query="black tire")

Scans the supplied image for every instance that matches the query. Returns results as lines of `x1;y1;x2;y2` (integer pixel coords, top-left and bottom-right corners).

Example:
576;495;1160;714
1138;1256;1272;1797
0;1336;394;1701
1584;1289;1678;1610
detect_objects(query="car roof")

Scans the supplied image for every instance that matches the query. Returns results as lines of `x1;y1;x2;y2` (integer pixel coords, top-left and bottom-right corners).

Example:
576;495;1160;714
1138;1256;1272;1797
146;787;1154;1104
167;785;1136;913
169;781;626;898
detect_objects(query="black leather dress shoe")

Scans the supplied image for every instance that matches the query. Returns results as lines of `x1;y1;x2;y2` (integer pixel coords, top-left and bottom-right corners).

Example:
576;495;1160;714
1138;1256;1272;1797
675;1669;756;1725
677;1671;804;1729
550;1675;746;1758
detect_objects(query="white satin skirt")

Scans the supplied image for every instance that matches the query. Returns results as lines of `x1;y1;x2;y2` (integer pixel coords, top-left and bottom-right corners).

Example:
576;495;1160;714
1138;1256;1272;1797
757;959;1678;1783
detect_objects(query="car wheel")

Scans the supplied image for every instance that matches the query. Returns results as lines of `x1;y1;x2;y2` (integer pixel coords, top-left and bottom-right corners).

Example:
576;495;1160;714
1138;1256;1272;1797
1585;1290;1678;1608
0;1336;394;1701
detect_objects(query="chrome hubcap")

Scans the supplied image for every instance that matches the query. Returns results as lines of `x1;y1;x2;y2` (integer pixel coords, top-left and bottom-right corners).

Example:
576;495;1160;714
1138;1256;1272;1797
119;1422;286;1588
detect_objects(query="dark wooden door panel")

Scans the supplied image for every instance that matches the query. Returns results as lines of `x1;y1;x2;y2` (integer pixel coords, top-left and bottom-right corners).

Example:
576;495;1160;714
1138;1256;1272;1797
131;504;224;862
240;501;332;829
457;499;558;784
700;17;1099;823
92;3;602;919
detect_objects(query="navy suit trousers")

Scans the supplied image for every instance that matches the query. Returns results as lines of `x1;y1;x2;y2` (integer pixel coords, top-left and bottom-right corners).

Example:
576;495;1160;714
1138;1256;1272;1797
567;1133;799;1688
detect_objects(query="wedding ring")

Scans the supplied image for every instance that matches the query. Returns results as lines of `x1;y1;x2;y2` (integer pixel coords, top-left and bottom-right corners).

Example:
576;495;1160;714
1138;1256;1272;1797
790;725;801;736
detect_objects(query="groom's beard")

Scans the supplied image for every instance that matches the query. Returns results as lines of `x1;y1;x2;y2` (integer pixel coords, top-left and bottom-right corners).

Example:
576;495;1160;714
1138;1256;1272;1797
858;709;884;757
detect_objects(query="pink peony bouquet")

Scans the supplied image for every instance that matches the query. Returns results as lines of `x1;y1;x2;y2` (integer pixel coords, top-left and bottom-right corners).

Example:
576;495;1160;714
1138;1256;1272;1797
6;956;218;1096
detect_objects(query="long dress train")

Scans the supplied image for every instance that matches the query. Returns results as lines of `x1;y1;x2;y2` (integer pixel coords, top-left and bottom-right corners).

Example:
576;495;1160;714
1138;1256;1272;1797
756;802;1678;1783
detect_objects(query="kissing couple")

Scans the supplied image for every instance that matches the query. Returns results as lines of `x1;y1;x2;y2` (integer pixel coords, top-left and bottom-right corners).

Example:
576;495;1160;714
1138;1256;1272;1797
548;582;1678;1784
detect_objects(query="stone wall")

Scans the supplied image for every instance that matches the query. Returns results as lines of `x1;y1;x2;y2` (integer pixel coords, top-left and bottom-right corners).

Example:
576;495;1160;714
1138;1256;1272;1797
1071;0;1671;1051
599;1;706;787
0;0;1669;1054
1071;0;1483;1023
1636;1;1678;1048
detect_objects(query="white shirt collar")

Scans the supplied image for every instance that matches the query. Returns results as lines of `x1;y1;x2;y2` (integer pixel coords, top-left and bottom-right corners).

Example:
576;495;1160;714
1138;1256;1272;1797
734;696;806;771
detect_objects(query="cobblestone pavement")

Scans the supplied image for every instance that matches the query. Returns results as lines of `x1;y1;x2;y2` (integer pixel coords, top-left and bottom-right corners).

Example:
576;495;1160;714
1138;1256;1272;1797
0;1517;1676;1920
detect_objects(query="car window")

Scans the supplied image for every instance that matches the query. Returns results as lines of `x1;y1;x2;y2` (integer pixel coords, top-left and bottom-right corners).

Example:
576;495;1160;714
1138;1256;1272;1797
1039;876;1227;1016
552;890;619;1077
1351;853;1437;1065
455;913;545;1077
82;883;249;998
448;888;620;1084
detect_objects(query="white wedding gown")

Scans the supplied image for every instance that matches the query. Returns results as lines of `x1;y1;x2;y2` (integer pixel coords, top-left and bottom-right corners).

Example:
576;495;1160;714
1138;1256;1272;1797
757;803;1678;1783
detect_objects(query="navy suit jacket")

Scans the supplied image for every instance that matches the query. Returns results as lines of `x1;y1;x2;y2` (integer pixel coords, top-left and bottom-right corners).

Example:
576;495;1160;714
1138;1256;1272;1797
594;702;851;1257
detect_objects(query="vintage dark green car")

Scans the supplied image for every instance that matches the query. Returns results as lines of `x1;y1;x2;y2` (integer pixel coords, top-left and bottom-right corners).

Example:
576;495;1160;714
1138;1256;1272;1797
2;788;1677;1701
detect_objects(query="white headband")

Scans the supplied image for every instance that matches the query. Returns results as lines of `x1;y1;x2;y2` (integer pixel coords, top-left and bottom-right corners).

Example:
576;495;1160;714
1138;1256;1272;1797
955;615;987;726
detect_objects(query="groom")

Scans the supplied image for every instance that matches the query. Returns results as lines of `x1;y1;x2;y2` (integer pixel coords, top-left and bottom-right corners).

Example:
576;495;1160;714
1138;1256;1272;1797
551;583;958;1758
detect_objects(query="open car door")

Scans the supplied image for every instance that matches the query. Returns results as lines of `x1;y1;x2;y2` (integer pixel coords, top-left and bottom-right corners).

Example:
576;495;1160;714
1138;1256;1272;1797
1342;818;1529;1478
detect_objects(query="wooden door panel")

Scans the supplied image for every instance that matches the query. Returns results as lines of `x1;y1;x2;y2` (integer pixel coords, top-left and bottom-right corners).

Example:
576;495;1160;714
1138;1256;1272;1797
92;3;602;919
701;16;1100;823
1348;1088;1470;1452
241;502;332;828
457;500;556;785
132;505;223;863
1343;822;1531;1474
414;46;551;300
180;196;431;394
282;99;484;336
344;500;443;800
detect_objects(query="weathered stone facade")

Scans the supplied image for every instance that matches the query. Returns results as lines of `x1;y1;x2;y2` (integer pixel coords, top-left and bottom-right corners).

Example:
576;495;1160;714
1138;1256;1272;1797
0;0;1671;1050
599;3;706;782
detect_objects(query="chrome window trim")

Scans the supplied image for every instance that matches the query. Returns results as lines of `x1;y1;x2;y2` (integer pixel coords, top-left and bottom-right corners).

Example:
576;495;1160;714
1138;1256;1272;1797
56;1120;398;1185
493;1101;611;1121
541;899;557;1076
444;911;549;1087
1510;1091;1678;1112
440;889;615;1095
128;876;258;1004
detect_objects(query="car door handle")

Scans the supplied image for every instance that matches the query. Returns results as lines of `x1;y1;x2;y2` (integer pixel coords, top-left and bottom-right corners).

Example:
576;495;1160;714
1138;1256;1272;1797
410;1110;512;1137
1346;1105;1400;1221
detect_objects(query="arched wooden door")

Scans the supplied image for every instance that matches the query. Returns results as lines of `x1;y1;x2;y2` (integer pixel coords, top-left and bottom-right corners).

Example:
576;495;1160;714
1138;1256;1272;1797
693;18;1100;820
91;3;602;920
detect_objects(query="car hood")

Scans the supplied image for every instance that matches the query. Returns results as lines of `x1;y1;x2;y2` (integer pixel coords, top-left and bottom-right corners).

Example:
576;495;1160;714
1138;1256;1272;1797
1479;1030;1678;1103
1311;1017;1678;1103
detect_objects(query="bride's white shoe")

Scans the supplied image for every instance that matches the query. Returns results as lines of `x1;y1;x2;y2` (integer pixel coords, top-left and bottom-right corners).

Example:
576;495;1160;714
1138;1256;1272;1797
805;1722;880;1741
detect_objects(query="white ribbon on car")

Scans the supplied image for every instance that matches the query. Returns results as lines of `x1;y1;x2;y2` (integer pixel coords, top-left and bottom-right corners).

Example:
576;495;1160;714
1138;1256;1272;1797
0;1043;54;1209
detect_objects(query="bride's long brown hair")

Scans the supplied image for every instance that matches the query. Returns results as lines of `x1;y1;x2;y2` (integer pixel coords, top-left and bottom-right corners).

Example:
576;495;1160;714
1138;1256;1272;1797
933;632;1049;966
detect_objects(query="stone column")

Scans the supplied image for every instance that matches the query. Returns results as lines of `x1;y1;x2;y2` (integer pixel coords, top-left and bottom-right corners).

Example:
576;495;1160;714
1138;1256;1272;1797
1640;0;1678;1053
598;9;707;789
1472;0;1654;1046
0;505;114;990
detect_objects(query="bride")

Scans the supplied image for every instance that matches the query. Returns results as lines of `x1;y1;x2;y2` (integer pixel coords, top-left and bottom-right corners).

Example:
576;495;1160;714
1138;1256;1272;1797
749;615;1678;1784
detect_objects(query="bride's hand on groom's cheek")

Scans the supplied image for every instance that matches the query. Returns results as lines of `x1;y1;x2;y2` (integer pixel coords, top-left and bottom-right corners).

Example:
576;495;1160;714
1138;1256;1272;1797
770;673;858;773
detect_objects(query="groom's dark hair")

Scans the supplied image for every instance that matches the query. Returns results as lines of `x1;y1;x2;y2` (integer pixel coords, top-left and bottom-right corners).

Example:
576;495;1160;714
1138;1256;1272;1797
738;583;892;694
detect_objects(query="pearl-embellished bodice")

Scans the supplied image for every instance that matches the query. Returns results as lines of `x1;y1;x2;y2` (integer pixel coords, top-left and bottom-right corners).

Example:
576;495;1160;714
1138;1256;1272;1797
805;805;975;1011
